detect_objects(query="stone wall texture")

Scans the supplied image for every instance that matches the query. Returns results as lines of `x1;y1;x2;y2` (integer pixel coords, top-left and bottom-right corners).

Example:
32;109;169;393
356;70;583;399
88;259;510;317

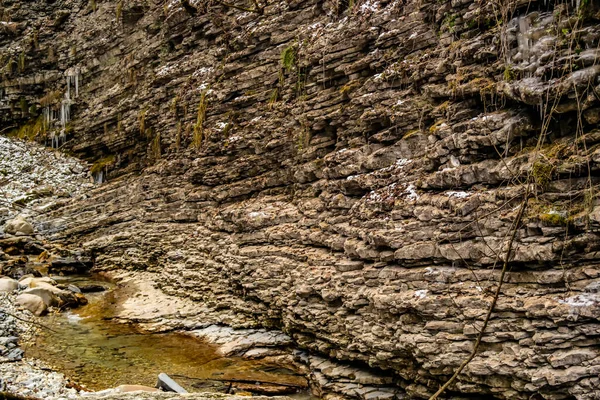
4;0;600;398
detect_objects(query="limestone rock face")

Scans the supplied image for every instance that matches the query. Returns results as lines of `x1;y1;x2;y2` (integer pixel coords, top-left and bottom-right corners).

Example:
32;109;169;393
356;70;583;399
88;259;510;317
4;216;34;236
5;0;600;398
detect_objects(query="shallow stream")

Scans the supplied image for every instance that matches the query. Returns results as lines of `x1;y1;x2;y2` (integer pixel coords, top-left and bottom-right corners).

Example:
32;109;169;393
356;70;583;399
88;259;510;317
24;275;309;396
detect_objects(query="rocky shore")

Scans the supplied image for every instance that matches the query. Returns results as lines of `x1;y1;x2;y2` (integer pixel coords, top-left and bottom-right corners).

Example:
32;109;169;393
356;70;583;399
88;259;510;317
0;135;93;398
0;290;80;399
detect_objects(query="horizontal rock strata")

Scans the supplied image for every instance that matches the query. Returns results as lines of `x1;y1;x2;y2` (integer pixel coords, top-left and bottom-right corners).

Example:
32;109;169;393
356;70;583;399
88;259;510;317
4;0;600;399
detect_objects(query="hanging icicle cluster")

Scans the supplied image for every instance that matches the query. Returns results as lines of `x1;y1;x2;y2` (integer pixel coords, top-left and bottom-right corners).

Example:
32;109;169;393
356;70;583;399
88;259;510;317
45;67;82;149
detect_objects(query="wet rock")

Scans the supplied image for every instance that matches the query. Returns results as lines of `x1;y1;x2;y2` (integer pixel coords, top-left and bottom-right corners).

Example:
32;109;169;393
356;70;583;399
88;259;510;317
4;247;21;256
0;237;45;255
66;284;81;293
4;216;34;236
1;259;40;280
73;292;88;306
15;293;48;316
78;284;106;293
49;257;93;275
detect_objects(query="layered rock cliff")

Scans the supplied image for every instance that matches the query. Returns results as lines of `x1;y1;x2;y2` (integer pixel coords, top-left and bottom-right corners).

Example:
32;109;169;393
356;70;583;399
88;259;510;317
4;0;600;398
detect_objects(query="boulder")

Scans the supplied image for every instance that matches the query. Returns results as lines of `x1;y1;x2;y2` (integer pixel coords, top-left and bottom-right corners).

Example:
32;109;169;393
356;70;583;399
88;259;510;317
78;284;106;293
0;277;18;292
29;280;64;293
4;216;34;236
26;281;85;308
19;276;57;288
23;287;59;307
16;293;47;316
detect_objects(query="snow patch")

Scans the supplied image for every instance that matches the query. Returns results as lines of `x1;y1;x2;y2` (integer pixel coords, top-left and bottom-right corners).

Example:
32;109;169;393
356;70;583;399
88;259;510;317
559;293;599;308
446;191;470;199
405;184;419;200
248;211;267;218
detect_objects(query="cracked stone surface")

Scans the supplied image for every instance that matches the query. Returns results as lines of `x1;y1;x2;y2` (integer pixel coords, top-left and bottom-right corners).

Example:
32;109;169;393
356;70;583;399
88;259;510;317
4;0;600;399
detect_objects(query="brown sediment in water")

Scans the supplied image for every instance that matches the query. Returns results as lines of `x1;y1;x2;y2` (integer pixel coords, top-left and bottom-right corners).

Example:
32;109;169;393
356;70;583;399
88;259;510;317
23;275;308;394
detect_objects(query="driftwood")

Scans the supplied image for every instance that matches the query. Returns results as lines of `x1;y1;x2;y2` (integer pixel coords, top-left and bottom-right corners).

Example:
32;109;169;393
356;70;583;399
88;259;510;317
157;373;188;393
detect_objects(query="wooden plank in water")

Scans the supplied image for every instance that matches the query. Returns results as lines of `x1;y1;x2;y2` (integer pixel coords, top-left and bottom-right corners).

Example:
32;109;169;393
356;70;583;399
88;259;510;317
156;373;188;393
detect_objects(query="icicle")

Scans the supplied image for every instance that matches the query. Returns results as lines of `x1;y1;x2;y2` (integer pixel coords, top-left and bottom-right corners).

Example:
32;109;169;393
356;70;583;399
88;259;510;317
75;74;79;98
60;99;71;128
94;170;104;184
66;76;71;100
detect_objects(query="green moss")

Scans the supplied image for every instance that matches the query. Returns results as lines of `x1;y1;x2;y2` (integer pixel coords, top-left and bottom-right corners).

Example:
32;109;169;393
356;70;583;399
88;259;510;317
402;129;420;140
19;97;28;114
151;132;161;159
40;90;62;107
503;65;515;82
90;155;115;175
8;116;45;140
138;109;146;135
443;14;456;33
539;212;568;226
116;1;123;21
281;45;296;73
18;51;25;73
193;89;209;149
268;88;278;109
532;159;554;191
339;80;360;97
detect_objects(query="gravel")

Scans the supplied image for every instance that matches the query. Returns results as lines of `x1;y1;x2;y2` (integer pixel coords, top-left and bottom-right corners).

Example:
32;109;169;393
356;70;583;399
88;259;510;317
0;136;93;220
0;292;78;398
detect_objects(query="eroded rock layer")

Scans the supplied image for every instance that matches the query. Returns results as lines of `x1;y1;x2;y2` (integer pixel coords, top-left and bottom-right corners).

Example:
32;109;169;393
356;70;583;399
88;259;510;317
3;0;600;398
